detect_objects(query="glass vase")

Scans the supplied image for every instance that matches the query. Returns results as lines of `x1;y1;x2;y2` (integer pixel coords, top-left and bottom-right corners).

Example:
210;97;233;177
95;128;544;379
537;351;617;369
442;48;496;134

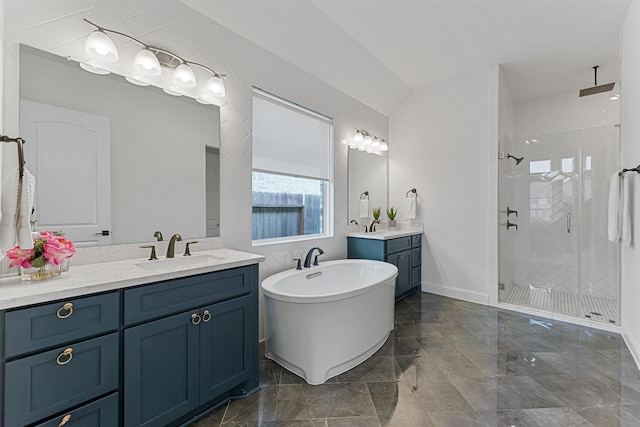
20;263;63;282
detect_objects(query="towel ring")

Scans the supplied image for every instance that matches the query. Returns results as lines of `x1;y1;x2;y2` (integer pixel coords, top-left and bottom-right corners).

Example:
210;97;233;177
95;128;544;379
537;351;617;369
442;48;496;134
360;191;369;200
406;188;417;198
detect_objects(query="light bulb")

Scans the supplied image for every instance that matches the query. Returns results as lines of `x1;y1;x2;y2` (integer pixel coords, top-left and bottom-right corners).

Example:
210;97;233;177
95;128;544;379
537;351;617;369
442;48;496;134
353;131;364;143
364;135;373;145
372;138;381;148
173;63;196;88
85;30;119;62
133;48;161;76
380;141;389;151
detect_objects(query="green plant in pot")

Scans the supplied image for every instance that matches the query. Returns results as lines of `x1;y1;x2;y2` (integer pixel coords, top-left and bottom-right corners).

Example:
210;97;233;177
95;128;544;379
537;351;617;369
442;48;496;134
386;206;398;229
372;207;381;221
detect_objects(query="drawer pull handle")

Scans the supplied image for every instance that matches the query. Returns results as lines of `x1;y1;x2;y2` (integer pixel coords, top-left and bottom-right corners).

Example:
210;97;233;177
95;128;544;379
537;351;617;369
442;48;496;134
56;348;74;365
58;414;72;427
56;303;74;319
202;310;211;322
191;313;201;325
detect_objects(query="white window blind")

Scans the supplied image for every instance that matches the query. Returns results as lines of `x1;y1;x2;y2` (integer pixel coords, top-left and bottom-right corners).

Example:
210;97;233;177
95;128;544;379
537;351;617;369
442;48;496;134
252;88;332;181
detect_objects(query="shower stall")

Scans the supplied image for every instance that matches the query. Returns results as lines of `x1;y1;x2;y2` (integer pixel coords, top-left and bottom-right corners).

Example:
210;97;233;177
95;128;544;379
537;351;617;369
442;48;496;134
498;125;620;325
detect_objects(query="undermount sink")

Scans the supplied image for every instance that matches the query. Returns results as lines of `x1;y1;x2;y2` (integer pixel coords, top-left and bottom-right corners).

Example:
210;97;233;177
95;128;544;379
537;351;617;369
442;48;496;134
135;254;226;271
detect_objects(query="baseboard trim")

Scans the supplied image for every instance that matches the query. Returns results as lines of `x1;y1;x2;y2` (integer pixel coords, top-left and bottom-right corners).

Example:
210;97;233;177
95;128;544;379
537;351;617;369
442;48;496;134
622;326;640;371
421;282;489;305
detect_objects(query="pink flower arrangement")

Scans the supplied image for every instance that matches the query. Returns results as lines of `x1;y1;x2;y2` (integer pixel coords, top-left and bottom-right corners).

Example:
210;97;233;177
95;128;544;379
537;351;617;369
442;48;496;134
6;231;76;269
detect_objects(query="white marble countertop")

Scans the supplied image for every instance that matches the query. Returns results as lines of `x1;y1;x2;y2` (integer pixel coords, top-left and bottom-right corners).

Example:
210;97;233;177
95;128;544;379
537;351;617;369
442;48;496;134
346;226;423;240
0;248;265;310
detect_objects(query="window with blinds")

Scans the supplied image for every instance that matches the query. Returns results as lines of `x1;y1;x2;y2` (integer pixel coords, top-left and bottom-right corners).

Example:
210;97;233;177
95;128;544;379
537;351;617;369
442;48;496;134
252;88;333;243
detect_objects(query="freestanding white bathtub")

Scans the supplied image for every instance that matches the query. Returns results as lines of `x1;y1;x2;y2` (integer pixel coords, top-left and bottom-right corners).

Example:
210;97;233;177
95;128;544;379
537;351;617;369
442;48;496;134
261;259;398;385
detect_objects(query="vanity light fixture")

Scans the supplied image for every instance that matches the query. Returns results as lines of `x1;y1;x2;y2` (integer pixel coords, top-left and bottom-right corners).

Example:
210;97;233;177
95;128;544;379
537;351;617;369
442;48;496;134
83;19;226;102
349;128;388;155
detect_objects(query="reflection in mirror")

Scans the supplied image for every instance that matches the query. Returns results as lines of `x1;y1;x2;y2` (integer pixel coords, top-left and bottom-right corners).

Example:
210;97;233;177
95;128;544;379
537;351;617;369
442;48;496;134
348;149;388;227
18;45;220;246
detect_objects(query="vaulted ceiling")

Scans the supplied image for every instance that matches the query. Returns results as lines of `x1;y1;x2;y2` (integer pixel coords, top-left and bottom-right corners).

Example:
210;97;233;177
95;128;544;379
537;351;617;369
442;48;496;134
180;0;631;115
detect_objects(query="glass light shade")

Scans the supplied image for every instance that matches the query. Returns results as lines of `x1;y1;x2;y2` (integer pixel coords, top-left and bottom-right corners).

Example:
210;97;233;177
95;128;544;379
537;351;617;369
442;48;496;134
363;135;373;145
353;131;364;143
203;75;226;97
380;141;389;151
79;62;110;75
372;138;381;148
133;48;161;76
85;30;119;62
173;63;196;88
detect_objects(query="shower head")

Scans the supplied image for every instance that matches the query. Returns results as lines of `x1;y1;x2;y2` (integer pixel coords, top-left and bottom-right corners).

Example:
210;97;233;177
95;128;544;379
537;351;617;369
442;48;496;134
508;154;524;165
579;66;615;97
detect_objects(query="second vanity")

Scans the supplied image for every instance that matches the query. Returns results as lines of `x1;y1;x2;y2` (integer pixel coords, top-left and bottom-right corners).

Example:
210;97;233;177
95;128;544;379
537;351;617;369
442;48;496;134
0;248;264;427
347;227;423;300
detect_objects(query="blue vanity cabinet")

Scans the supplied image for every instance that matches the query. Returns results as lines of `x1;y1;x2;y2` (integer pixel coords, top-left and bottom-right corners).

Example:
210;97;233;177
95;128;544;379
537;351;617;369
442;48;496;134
2;292;120;427
347;233;422;300
123;264;259;427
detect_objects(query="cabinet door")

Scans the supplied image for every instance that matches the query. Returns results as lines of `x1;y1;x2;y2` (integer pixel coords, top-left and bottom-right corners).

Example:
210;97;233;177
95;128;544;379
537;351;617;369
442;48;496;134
124;311;200;427
386;250;411;298
35;393;118;427
199;296;252;403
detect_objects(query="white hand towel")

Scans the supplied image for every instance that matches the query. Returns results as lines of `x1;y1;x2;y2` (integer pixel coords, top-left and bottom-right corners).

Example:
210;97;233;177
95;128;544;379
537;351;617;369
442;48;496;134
405;197;416;219
359;199;370;218
0;167;35;252
622;174;632;246
608;172;621;242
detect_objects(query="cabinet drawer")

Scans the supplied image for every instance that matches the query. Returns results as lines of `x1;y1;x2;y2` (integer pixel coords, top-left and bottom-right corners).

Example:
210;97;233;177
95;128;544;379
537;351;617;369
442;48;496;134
124;265;255;325
386;237;411;254
5;292;119;358
411;234;421;248
36;393;118;427
4;333;119;427
411;247;421;268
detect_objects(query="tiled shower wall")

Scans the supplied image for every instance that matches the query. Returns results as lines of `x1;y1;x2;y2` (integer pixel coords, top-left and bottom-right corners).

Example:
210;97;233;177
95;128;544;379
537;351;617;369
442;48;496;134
1;0;389;339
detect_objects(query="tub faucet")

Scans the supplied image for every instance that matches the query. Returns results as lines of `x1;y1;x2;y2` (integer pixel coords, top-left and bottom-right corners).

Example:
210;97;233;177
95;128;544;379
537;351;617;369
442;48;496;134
166;234;182;258
303;247;324;268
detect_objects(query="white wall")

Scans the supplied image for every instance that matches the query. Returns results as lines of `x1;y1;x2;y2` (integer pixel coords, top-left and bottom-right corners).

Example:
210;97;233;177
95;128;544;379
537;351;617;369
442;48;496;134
513;83;619;138
389;69;491;304
19;47;219;244
1;0;388;339
621;0;640;365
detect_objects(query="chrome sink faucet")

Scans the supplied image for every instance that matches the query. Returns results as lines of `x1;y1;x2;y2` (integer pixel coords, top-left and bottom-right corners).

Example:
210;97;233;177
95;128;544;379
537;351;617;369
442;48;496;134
303;247;324;268
166;234;182;258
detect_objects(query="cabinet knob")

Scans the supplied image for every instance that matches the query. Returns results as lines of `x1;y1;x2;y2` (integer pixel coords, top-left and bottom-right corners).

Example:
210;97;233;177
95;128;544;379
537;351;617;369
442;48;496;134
191;313;201;325
202;310;211;322
56;302;74;319
58;414;72;427
56;348;74;365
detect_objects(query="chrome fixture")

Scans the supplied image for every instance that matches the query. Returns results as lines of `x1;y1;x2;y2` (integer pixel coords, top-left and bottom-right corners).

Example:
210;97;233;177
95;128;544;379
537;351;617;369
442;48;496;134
341;128;388;155
367;219;380;233
82;19;226;103
303;247;324;268
184;241;198;256
140;245;158;260
153;231;163;241
166;234;182;258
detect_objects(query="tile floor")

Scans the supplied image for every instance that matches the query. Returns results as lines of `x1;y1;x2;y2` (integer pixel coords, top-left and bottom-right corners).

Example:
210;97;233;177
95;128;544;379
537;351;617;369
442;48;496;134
191;292;640;426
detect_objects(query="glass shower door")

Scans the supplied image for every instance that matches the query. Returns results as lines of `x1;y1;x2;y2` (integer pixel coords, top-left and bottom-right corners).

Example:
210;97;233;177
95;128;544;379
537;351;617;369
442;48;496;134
499;131;581;315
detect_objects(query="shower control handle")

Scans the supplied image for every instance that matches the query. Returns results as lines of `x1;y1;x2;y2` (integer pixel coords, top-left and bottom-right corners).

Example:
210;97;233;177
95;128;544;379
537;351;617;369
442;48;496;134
567;213;571;233
504;220;518;231
502;206;518;218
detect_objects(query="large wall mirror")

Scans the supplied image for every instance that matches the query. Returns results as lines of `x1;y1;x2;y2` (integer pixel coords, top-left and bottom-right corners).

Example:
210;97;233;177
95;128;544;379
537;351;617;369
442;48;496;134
348;149;388;227
17;45;221;246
